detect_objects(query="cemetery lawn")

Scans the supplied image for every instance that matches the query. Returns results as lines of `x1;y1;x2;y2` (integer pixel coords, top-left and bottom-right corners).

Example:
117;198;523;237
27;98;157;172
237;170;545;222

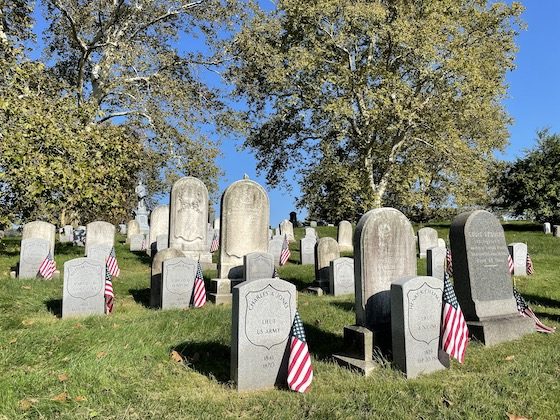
1;223;559;419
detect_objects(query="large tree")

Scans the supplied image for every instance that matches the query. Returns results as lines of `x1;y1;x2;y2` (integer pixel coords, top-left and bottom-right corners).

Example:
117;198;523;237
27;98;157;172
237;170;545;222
229;0;523;209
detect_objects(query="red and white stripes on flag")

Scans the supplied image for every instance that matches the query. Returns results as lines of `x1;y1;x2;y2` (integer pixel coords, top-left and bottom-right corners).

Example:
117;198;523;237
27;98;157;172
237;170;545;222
446;248;453;276
507;254;514;275
441;273;469;363
192;261;206;308
210;230;219;253
526;253;534;275
104;268;114;314
279;234;291;266
106;247;120;277
287;311;313;393
38;251;56;280
513;287;555;333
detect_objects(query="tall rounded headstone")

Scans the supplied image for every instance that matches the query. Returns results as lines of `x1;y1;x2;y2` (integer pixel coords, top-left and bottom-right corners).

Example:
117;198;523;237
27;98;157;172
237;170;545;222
543;222;551;234
508;242;528;277
148;205;169;257
22;220;55;255
314;237;340;293
127;220;140;243
150;248;185;308
85;221;115;262
417;227;438;259
279;219;295;242
337;220;353;252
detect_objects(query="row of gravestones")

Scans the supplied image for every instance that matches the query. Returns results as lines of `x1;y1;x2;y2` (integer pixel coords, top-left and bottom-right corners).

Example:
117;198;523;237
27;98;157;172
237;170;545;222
543;222;560;236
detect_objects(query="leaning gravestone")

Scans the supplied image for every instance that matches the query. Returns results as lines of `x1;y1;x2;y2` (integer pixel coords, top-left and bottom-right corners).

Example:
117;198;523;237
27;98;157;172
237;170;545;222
18;238;50;279
267;237;284;267
231;278;296;391
337;221;353;252
127;220;140;243
417;227;438;258
279;220;295;242
300;236;316;265
148;205;169;257
312;237;340;293
391;276;449;378
508;242;527;277
543;222;551;234
161;257;197;310
329;257;354;296
22;220;55;255
150;248;185;308
426;246;446;280
85;221;115;262
169;177;212;264
62;258;105;318
130;234;145;252
449;210;534;345
244;252;275;282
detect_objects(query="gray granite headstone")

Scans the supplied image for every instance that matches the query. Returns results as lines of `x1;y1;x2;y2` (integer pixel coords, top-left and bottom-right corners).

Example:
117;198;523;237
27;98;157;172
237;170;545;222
244;252;275;282
231;278;296;391
426;246;446;280
156;234;169;252
543;222;551;234
314;237;340;292
19;238;50;279
337;221;353;252
85;221;115;257
508;242;527;277
417;227;438;258
161;257;197;310
130;233;145;252
391;276;449;378
22;220;56;255
267;237;283;267
300;236;316;265
148;205;169;257
449;210;534;345
329;257;355;296
151;248;185;308
62;258;105;318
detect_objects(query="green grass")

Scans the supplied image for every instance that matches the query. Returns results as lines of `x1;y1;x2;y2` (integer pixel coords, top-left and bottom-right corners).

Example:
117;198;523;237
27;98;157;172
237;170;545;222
1;224;559;419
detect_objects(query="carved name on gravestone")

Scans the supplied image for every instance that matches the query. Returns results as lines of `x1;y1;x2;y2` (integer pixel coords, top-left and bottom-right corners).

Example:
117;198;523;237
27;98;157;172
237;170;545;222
85;221;115;259
314;237;340;293
329;257;354;296
450;210;534;345
22;220;55;255
267;237;283;267
169;176;211;263
417;227;438;259
161;257;197;310
300;236;316;265
127;220;140;243
508;242;527;277
279;220;294;242
156;234;169;252
62;258;105;318
19;238;50;279
148;205;169;257
150;248;185;308
427;246;446;281
391;276;448;378
543;222;551;234
130;234;145;252
231;278;296;391
337;221;353;252
244;252;275;282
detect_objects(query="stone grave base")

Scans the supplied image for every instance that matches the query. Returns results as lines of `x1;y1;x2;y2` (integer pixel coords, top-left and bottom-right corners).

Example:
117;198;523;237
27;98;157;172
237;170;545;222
209;278;244;305
467;315;535;346
305;286;324;296
332;325;376;376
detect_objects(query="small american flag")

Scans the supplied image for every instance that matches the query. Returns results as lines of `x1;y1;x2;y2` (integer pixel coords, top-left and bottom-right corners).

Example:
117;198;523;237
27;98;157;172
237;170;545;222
38;251;56;280
446;248;453;276
526;253;534;275
513;287;555;333
507;254;514;275
279;234;290;266
106;247;120;277
441;272;469;363
210;230;219;253
104;267;114;314
287;311;313;393
192;261;206;308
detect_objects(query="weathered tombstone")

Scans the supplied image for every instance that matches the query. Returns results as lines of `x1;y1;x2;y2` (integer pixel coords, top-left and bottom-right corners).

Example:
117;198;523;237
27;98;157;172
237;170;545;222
426;246;446;280
18;238;50;279
279;219;295;242
119;224;127;235
161;257;197;310
130;233;145;252
62;258;105;318
169;177;212;264
543;222;551;234
267;237;284;266
417;227;438;258
59;225;74;243
206;225;215;250
391;276;449;378
304;227;317;238
449;210;534;345
437;238;446;248
337;221;353;252
333;208;416;374
156;234;169;252
212;179;269;305
73;226;86;247
85;221;115;261
22;221;55;255
553;225;560;237
231;278;296;391
150;248;185;308
329;257;354;296
300;236;316;265
244;252;275;282
213;218;220;230
87;244;113;263
508;242;528;277
148;205;169;257
127;220;140;243
310;221;317;227
312;237;340;293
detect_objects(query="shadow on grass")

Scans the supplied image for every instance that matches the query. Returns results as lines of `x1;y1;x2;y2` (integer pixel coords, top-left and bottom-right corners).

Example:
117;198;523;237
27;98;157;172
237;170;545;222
129;288;151;308
303;322;345;361
131;251;152;265
524;293;560;309
330;301;355;312
172;341;231;384
534;311;560;323
45;298;62;318
281;276;313;291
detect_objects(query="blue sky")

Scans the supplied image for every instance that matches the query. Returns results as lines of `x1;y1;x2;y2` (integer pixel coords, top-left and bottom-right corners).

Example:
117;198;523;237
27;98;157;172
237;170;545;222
30;1;560;226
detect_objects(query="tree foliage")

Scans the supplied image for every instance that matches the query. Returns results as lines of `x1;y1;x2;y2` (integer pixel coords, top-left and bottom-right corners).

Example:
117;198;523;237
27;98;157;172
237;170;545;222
229;0;523;213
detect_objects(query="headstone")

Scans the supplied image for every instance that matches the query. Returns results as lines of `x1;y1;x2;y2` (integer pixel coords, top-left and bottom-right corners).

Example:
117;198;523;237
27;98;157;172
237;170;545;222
231;278;296;391
417;227;438;258
391;276;449;378
313;237;340;293
279;220;295;242
543;222;551;234
150;248;185;308
267;237;283;266
87;244;113;263
22;220;55;255
337;221;353;252
85;221;115;260
244;252;275;282
206;225;215;250
329;257;355;296
449;210;534;345
127;220;140;243
156;234;169;252
426;246;446;280
18;238;50;279
437;238;446;248
130;233;145;252
119;223;127;234
148;205;169;257
59;225;74;243
73;226;86;247
62;258;105;318
300;236;316;265
508;242;528;277
310;221;317;228
161;257;197;310
213;218;220;230
304;227;317;238
169;176;212;263
553;225;560;237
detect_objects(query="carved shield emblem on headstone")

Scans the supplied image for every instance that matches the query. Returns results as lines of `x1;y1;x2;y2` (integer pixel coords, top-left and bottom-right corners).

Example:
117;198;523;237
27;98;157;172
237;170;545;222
407;282;442;344
67;261;104;300
165;260;195;295
244;284;293;350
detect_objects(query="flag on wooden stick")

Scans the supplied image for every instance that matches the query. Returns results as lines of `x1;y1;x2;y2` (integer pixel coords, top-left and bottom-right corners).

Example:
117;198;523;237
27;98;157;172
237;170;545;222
445;248;453;276
513;287;555;333
441;272;469;363
192;261;206;308
38;251;56;280
279;234;290;266
106;247;120;277
210;230;219;253
526;253;534;275
287;311;313;393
